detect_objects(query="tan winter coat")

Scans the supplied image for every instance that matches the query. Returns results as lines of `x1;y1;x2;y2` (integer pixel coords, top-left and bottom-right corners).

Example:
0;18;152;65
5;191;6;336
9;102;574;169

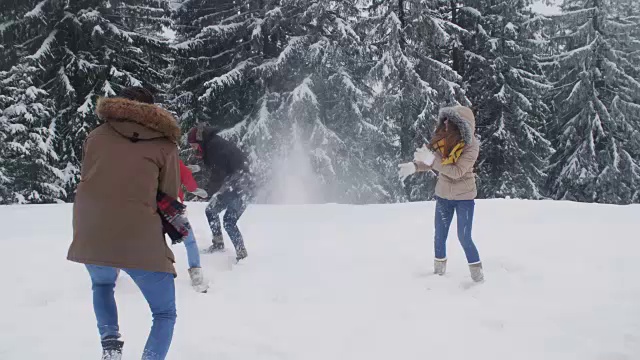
419;106;480;201
67;97;181;275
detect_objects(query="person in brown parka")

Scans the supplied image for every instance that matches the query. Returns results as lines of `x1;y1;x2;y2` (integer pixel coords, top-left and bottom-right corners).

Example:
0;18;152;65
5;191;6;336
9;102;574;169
67;87;180;360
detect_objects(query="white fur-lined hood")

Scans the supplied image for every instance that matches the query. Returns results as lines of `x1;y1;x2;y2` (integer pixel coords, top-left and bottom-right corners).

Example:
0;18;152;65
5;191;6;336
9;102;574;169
437;106;476;144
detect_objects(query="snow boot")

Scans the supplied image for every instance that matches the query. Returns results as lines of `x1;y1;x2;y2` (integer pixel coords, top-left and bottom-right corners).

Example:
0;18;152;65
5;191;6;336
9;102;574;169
188;267;209;293
101;336;123;360
235;245;248;262
434;258;447;276
201;235;225;254
469;262;484;282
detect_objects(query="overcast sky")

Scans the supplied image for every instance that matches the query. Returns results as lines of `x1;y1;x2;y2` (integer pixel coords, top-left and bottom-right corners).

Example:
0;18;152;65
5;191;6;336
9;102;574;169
531;0;561;15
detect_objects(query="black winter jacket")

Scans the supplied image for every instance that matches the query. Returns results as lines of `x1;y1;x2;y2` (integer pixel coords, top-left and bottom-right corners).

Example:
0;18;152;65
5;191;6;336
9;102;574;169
199;127;251;195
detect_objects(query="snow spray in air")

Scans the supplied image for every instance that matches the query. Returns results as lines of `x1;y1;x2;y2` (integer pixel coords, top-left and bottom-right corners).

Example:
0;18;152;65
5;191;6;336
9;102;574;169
258;123;324;204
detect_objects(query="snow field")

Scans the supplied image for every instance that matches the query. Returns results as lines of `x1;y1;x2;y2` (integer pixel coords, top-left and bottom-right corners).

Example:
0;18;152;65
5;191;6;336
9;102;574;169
0;200;639;359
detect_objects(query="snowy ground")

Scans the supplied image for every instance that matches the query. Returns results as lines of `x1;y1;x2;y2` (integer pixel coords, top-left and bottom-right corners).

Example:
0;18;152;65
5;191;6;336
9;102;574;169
1;200;639;360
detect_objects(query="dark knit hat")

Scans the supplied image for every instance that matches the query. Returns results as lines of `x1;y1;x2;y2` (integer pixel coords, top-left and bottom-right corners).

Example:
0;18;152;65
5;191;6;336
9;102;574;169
119;86;154;104
187;125;204;144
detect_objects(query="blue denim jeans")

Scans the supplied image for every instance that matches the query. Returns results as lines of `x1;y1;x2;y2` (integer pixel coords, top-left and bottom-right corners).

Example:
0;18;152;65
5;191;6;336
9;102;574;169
85;264;176;360
434;197;481;264
183;227;201;268
205;188;247;250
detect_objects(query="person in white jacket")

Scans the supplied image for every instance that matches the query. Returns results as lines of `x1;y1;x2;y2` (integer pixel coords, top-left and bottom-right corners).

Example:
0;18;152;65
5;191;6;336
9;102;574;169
398;106;483;283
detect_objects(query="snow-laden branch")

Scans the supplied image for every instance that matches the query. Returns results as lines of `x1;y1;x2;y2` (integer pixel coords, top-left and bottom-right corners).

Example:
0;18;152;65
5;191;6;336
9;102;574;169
27;30;58;61
200;60;253;101
25;0;48;19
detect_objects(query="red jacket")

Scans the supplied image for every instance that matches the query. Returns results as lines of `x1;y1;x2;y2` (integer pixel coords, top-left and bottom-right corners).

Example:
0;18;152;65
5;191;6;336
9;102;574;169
179;160;198;202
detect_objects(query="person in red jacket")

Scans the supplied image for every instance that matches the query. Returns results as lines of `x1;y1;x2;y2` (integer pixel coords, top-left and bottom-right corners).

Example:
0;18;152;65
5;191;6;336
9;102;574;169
179;160;207;201
178;160;209;292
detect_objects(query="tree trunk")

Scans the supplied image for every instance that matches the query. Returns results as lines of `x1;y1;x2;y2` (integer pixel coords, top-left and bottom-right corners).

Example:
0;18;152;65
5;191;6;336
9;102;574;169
398;0;406;50
593;0;604;89
451;0;464;75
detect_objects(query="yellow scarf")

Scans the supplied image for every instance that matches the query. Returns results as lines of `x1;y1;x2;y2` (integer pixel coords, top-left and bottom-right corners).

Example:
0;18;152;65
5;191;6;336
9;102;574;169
432;139;465;165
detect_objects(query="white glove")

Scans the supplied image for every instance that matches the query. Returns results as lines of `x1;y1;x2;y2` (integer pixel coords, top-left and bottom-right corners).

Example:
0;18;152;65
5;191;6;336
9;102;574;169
191;188;208;199
398;162;416;182
413;145;436;166
186;164;201;173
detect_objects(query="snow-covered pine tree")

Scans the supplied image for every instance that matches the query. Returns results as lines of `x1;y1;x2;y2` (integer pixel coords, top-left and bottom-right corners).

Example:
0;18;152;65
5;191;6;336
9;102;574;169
542;0;640;204
0;2;17;71
460;0;554;199
174;0;393;203
171;0;263;132
451;1;502;198
609;0;640;81
246;0;383;203
1;0;66;203
0;0;37;70
0;62;65;204
0;69;11;201
363;0;468;201
17;0;172;200
170;0;265;200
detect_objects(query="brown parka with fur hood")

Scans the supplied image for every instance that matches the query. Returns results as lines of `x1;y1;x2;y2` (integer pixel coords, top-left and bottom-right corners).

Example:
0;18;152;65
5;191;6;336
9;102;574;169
67;97;181;275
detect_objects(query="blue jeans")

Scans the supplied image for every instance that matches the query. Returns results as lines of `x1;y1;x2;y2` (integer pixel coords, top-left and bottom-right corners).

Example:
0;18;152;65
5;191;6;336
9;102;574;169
434;197;481;264
85;264;176;360
183;227;201;268
205;188;247;250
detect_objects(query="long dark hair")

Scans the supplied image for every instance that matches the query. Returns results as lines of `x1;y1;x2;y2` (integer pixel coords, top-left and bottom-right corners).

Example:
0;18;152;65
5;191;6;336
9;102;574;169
119;86;154;104
429;119;462;157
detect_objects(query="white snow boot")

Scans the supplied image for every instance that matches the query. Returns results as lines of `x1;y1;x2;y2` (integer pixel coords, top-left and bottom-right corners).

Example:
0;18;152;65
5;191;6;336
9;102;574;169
434;258;447;276
101;336;123;360
188;267;209;293
469;262;484;282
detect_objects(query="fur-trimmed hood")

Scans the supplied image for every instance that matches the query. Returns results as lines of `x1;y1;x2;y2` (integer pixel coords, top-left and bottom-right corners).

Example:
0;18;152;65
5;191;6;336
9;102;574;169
96;97;180;143
437;106;476;144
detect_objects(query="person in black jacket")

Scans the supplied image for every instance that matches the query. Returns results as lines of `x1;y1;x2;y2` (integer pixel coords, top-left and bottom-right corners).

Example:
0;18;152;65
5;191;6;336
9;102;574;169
186;125;253;261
